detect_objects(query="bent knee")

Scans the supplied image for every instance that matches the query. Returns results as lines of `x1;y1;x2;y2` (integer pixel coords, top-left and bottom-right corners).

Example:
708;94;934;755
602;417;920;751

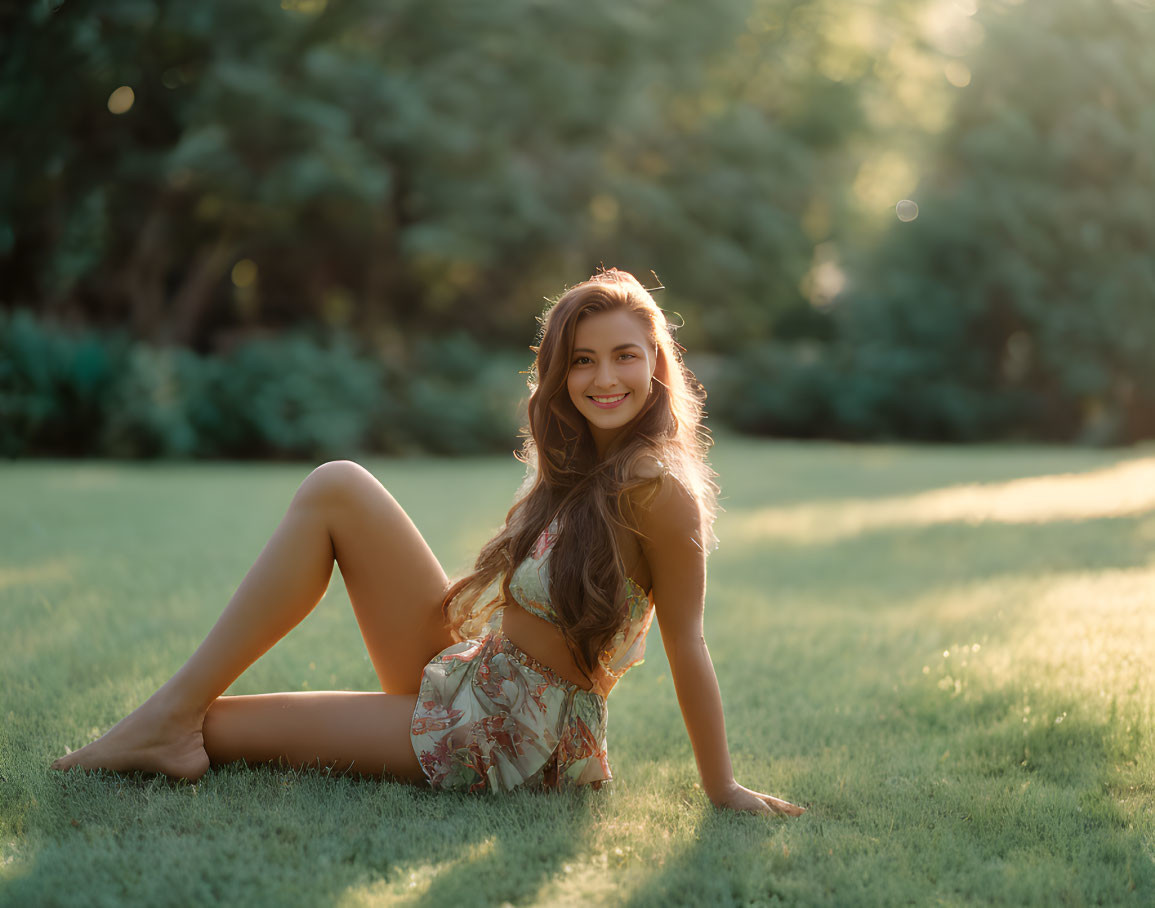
296;460;383;509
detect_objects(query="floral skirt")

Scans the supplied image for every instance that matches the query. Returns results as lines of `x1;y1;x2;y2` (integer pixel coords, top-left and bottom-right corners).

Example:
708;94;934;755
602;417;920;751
409;632;612;793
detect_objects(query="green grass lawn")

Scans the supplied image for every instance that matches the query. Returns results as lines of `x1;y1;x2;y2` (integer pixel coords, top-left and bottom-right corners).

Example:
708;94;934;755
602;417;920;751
2;438;1154;905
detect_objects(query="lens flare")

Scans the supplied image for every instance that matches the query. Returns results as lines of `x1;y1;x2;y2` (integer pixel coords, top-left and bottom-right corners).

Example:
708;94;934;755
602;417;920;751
896;199;919;221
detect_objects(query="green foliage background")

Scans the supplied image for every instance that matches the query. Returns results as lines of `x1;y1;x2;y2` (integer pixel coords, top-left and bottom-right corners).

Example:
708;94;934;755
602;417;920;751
2;0;1154;454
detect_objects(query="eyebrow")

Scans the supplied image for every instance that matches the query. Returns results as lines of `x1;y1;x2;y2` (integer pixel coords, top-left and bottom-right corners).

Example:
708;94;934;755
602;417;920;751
572;343;644;354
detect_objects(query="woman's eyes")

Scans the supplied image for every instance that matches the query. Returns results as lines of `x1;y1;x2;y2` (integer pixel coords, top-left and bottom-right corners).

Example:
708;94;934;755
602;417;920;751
572;353;636;366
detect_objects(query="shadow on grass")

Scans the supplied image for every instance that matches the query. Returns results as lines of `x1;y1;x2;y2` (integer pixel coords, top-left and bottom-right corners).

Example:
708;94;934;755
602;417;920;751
2;764;599;906
611;506;1155;903
703;512;1155;716
715;512;1155;600
610;688;1153;905
6;449;1155;904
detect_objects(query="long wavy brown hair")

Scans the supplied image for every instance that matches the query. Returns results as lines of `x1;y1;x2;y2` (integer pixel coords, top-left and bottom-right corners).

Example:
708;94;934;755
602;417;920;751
441;268;719;679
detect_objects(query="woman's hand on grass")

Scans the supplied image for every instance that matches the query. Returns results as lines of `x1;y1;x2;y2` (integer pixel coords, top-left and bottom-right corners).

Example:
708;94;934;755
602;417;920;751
711;782;806;817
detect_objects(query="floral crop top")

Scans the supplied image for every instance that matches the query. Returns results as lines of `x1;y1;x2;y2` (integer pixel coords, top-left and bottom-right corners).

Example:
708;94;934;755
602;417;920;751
506;521;655;697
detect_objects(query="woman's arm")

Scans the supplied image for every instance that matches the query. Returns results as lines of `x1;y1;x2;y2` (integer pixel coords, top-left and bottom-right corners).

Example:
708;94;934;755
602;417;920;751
638;474;804;816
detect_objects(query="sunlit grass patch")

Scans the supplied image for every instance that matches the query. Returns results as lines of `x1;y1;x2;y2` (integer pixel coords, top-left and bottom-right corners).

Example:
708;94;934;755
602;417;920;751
726;454;1155;547
2;443;1154;904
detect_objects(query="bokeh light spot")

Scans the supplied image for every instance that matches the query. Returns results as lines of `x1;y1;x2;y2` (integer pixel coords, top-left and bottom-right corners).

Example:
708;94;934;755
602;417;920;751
231;259;258;288
854;152;917;211
802;242;846;308
107;86;135;115
589;194;619;225
896;199;919;221
944;60;972;87
321;287;354;327
281;0;327;13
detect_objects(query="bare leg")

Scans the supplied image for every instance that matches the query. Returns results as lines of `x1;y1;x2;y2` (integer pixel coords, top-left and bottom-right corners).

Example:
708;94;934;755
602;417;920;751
52;461;455;779
201;692;426;782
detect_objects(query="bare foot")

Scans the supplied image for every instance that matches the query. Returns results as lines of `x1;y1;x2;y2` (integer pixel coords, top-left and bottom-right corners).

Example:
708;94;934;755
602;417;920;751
51;697;210;781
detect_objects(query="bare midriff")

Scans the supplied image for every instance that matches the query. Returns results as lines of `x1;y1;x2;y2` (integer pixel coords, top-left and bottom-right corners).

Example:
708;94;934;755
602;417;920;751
501;539;651;694
501;603;596;691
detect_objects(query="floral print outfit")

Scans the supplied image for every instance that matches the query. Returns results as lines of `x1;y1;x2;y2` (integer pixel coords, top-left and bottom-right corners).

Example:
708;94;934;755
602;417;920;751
410;522;653;793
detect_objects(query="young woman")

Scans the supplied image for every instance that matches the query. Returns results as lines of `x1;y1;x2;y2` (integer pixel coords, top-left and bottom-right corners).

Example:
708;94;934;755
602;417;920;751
52;269;804;817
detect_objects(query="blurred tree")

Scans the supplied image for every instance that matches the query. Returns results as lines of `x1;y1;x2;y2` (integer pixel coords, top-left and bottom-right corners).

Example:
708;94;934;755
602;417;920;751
0;0;913;353
15;0;1149;448
833;0;1155;443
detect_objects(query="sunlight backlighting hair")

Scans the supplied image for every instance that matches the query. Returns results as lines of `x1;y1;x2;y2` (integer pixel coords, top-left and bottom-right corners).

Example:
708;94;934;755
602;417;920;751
442;268;719;680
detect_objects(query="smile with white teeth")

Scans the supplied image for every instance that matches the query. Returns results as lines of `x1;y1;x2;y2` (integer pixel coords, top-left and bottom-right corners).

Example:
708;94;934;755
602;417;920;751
590;393;628;402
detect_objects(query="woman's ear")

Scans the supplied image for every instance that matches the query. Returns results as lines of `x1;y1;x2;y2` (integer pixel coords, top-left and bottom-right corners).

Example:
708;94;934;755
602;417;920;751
651;346;666;382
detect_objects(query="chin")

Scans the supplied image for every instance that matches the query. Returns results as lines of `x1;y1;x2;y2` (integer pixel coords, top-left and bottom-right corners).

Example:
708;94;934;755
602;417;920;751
583;406;634;427
585;409;643;438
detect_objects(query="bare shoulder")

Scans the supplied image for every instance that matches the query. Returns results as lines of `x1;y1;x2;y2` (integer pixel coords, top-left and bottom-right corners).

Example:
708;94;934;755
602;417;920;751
634;469;708;615
630;453;667;481
634;469;703;549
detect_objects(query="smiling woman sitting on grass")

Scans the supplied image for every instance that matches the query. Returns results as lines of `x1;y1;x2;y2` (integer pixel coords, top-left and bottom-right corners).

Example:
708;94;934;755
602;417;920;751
52;268;805;817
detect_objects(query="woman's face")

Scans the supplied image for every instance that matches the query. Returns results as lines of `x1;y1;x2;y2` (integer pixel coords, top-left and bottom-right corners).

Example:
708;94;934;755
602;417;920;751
566;308;656;454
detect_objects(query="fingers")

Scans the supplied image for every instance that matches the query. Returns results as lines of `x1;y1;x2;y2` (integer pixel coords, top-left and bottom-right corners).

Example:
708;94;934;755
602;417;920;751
758;793;806;816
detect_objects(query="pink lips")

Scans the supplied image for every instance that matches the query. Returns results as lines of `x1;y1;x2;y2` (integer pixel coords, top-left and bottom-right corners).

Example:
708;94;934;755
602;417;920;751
588;392;630;410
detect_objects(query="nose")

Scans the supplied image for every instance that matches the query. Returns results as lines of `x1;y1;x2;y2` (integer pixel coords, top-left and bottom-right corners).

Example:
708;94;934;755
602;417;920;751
595;359;618;389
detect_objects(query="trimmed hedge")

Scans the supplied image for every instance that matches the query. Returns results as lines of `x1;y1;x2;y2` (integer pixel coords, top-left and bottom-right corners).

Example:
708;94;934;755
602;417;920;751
0;311;526;459
704;340;1032;444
